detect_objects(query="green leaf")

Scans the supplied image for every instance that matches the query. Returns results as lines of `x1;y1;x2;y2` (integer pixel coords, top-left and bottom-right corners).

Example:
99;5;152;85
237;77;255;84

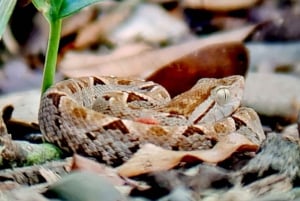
32;0;51;16
0;0;17;40
49;0;64;19
59;0;103;18
32;0;102;21
32;0;63;21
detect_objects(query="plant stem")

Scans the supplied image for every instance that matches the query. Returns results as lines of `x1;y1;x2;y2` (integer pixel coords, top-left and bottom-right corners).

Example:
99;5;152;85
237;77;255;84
41;18;62;94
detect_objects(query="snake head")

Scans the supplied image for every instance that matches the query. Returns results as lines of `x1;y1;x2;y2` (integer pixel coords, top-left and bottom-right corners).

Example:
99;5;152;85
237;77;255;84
161;75;244;124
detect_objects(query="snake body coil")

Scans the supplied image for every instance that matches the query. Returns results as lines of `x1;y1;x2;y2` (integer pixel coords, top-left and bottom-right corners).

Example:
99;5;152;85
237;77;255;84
39;76;262;165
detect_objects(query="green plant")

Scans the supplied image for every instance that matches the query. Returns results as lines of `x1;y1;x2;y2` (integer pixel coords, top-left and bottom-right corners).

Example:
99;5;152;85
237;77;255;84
0;0;103;93
33;0;103;93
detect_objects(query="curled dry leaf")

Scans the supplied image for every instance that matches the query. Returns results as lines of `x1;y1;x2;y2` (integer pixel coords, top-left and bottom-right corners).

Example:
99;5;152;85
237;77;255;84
117;132;258;177
0;105;40;139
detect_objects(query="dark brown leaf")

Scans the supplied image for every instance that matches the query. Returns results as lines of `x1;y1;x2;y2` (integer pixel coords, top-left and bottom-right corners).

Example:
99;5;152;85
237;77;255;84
146;42;248;96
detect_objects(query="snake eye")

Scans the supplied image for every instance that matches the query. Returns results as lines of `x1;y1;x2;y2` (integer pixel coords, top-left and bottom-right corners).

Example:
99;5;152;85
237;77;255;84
215;87;230;105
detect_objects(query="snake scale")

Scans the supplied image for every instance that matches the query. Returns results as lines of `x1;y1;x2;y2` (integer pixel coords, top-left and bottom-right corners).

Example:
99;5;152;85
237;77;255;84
38;75;265;165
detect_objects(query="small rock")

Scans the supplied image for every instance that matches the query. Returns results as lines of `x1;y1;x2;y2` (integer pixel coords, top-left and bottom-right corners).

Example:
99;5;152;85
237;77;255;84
246;42;300;73
46;171;127;201
242;73;300;122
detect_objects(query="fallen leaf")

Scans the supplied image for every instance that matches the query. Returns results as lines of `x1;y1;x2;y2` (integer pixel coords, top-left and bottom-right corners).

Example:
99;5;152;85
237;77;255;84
147;41;248;96
69;154;125;186
182;0;260;11
60;25;255;79
60;43;152;70
74;0;141;49
39;167;61;184
0;107;8;136
0;90;40;124
61;6;97;37
2;26;19;54
109;3;189;45
117;132;258;177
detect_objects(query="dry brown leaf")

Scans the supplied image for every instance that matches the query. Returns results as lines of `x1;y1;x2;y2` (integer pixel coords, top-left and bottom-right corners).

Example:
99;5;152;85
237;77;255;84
39;167;61;184
109;3;189;45
147;42;248;96
74;0;140;49
60;43;152;70
1;104;40;137
182;0;260;11
117;132;258;177
69;154;125;186
61;6;97;37
0;90;40;126
0;107;8;136
60;25;256;78
211;16;247;31
2;27;19;54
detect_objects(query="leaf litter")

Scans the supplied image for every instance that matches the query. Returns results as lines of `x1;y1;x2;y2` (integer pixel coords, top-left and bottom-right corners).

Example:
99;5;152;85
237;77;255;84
0;0;300;200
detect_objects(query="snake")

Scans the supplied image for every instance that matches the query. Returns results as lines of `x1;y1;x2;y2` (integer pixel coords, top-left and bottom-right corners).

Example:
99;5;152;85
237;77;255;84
38;75;265;166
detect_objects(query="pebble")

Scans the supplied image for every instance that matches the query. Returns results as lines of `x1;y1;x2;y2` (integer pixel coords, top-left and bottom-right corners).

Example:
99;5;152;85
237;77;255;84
242;72;300;122
46;171;127;201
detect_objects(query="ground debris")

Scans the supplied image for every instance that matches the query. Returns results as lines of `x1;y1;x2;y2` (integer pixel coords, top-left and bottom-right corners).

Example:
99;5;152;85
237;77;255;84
240;133;300;182
0;159;69;186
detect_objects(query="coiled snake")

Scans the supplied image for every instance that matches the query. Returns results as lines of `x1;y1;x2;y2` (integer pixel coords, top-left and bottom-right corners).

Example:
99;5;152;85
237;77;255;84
38;75;265;165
